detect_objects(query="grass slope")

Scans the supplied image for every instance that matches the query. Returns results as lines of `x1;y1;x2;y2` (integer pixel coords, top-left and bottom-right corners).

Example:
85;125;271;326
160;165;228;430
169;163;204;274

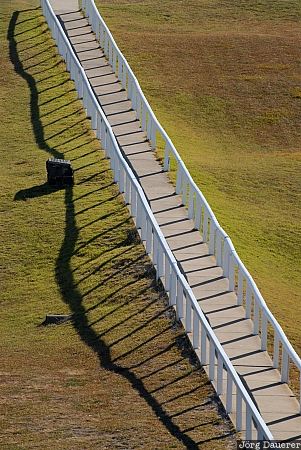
0;2;236;448
95;0;301;354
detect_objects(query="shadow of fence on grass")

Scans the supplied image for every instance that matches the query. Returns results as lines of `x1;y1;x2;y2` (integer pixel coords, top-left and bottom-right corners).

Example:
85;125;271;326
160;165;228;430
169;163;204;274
9;8;235;449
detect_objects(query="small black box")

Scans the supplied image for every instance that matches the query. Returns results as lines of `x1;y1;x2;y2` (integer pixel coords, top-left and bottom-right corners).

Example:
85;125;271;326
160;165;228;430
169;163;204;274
46;158;74;186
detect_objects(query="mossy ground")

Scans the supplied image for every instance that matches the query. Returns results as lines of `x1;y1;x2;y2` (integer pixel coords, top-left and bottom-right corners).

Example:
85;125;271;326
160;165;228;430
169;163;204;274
0;2;236;448
96;0;301;356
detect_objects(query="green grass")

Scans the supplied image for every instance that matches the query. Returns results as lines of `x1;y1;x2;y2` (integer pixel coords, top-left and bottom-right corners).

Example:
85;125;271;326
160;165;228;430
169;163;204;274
96;0;301;355
0;1;236;448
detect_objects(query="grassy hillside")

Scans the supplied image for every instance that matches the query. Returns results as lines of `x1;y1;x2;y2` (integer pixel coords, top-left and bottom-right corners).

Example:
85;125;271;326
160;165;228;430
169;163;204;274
0;1;236;448
96;0;301;354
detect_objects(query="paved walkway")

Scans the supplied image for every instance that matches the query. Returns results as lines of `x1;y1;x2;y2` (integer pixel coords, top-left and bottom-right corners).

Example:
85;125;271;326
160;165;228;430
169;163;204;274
49;0;301;440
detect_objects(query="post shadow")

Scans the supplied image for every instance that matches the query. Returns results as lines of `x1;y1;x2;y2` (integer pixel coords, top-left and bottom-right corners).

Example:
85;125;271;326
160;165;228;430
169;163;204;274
8;9;234;449
14;182;62;201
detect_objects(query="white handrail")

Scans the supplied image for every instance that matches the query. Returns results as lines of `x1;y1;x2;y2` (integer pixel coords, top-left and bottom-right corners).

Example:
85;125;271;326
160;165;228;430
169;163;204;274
82;0;301;397
41;0;283;439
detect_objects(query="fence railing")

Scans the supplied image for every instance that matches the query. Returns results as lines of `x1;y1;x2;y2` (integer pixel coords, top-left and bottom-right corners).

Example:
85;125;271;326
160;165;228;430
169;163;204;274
41;0;296;439
82;0;301;412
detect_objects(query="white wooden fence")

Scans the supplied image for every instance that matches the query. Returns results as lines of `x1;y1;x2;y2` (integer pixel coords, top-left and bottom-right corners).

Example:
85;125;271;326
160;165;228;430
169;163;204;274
82;0;301;412
41;0;300;439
